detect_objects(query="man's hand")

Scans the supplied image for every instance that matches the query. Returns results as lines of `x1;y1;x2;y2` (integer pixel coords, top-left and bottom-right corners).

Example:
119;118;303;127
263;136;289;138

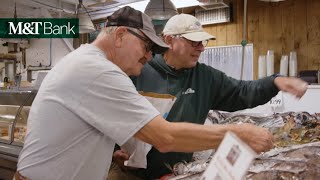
233;123;274;153
274;77;308;98
112;150;130;171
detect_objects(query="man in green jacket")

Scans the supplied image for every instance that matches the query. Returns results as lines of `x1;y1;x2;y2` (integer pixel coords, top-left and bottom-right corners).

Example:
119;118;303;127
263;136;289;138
109;14;307;180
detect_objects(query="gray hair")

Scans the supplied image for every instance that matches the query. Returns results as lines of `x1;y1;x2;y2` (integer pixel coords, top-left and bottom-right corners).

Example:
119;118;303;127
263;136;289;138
96;26;142;38
96;26;118;38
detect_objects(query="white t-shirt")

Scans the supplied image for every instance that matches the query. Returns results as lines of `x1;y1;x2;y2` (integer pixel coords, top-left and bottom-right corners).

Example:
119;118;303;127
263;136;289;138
17;44;159;180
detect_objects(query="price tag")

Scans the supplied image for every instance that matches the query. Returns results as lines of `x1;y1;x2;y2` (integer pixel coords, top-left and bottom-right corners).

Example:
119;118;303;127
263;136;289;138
200;132;257;180
269;91;283;107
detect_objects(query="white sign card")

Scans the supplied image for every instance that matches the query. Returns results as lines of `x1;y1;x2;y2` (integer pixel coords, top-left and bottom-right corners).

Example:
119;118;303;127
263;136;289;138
201;132;257;180
269;91;283;107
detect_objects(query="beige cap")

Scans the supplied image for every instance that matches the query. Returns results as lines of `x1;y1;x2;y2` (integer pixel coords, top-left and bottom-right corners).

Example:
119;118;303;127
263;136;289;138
162;14;216;42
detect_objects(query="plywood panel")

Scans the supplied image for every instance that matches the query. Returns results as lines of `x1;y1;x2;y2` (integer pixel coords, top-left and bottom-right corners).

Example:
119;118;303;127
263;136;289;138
202;0;319;79
281;0;295;55
265;3;282;74
248;0;261;79
226;0;238;45
236;0;244;44
205;0;240;47
293;0;308;71
206;24;217;47
216;24;227;46
307;0;320;70
226;22;238;45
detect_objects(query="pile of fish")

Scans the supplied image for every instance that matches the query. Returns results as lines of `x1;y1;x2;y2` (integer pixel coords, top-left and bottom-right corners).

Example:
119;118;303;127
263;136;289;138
248;142;320;179
167;111;320;180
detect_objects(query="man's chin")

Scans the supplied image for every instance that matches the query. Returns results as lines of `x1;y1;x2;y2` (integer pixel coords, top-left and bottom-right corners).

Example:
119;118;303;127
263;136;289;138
131;69;142;76
188;61;198;68
133;71;141;76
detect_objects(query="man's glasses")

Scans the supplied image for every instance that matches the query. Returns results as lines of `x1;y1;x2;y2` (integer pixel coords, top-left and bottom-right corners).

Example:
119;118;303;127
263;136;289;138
174;35;209;47
127;29;153;52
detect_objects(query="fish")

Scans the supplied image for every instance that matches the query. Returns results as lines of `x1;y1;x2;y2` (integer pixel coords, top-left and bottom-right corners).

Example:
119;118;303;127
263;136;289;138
248;143;320;179
167;112;320;180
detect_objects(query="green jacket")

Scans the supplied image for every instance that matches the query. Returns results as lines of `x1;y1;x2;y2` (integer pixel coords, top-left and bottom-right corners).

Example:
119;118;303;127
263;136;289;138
132;54;279;179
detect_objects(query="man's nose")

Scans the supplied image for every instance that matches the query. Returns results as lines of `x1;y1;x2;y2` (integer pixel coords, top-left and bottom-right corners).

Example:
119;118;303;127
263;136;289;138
196;44;205;52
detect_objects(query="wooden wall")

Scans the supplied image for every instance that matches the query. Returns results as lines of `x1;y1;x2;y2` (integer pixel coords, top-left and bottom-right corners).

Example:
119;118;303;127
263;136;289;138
203;0;320;79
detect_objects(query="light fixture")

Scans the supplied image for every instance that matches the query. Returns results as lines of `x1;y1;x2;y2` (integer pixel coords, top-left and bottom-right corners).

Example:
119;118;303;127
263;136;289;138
77;0;95;34
144;0;178;20
259;0;285;2
259;0;285;7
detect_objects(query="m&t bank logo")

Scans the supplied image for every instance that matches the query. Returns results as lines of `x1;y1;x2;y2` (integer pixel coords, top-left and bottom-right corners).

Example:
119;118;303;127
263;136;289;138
0;18;79;38
8;22;42;35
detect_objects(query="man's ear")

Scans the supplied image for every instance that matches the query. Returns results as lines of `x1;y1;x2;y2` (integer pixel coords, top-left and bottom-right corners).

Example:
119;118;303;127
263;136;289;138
114;27;127;48
163;35;173;49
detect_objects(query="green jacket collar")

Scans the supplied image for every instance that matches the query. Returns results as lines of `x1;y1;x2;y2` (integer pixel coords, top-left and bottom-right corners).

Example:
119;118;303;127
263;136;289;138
149;54;191;77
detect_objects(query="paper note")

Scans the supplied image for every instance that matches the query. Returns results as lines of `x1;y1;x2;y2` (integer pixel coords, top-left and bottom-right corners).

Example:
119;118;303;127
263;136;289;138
201;132;257;180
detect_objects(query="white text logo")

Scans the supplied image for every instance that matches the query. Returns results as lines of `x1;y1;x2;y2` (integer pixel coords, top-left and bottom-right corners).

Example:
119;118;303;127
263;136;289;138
182;88;195;95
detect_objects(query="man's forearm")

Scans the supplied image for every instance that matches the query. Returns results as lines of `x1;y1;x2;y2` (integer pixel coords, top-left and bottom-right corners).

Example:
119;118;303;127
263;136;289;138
135;116;273;153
